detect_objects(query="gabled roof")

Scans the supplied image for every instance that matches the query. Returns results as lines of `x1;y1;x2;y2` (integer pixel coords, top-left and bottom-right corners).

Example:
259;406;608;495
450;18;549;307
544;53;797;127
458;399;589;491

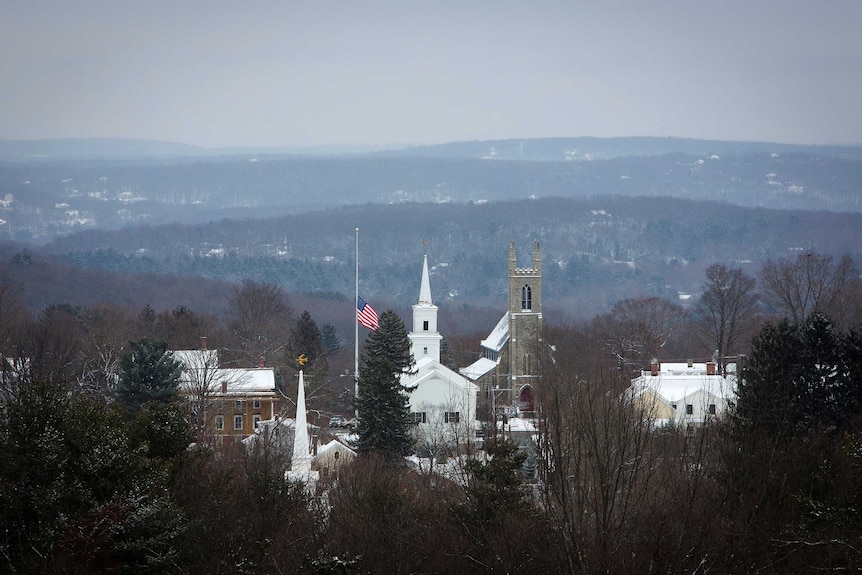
460;357;499;381
402;356;479;394
480;312;509;353
316;439;356;458
630;363;737;404
179;367;277;395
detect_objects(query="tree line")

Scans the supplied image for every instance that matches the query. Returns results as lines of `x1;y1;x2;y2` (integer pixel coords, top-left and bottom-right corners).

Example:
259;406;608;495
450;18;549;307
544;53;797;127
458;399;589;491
2;251;862;573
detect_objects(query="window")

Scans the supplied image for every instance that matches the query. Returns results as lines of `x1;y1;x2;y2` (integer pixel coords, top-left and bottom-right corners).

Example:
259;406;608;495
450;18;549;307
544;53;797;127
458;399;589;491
423;347;428;356
521;284;532;310
234;415;243;430
234;399;243;410
423;320;429;331
685;404;693;415
671;403;677;410
253;414;261;429
444;411;460;424
215;415;224;430
253;399;261;409
409;412;427;424
708;404;716;415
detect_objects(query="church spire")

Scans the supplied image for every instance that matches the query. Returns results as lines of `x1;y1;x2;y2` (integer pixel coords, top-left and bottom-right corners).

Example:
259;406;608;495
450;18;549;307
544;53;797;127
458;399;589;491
291;370;311;476
409;253;442;363
419;254;433;304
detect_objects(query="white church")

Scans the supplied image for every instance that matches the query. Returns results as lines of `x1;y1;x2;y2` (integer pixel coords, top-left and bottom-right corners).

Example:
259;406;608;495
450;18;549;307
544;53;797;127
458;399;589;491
401;254;479;451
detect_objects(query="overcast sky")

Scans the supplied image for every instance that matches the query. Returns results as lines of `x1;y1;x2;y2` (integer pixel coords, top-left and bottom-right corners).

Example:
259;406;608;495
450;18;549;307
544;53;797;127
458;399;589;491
2;0;861;148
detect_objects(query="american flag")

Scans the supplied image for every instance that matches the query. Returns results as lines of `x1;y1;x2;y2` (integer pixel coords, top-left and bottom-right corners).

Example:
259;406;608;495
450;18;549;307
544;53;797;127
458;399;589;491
356;296;380;330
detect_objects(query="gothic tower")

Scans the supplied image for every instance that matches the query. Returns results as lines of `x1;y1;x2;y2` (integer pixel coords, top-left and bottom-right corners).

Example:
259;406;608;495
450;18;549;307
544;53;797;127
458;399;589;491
507;241;542;409
409;254;443;362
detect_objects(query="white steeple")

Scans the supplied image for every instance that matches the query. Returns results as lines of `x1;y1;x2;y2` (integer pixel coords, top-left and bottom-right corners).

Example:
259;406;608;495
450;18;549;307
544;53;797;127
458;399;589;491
409;254;443;363
288;370;318;488
419;252;433;304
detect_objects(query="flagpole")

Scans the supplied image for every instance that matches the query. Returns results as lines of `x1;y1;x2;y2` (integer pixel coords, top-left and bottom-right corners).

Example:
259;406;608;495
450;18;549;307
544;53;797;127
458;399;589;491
354;227;360;418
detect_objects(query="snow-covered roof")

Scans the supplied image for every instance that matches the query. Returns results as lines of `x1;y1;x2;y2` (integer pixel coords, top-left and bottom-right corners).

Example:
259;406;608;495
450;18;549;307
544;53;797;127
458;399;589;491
459;357;499;380
634;376;735;404
480;313;509;353
172;349;218;368
316;439;356;458
403;356;479;394
179;367;277;396
630;363;737;404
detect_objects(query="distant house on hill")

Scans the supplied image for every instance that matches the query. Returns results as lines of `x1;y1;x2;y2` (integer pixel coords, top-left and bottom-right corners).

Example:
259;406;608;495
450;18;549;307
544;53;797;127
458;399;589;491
173;338;282;445
628;360;737;426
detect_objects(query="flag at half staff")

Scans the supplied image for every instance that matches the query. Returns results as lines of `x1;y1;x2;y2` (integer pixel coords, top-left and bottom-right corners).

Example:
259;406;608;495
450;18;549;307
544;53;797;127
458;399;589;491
357;296;380;331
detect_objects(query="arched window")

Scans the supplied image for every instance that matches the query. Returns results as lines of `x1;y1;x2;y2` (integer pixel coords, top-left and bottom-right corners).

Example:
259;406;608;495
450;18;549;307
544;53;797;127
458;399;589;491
521;284;532;310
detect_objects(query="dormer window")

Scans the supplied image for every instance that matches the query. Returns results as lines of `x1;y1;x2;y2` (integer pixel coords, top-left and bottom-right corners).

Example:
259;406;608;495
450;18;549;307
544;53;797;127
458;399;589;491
521;284;532;310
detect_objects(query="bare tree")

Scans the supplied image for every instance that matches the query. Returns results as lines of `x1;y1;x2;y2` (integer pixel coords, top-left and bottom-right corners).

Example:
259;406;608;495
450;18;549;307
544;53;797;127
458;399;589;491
174;347;247;440
0;282;31;403
77;303;135;402
535;325;726;574
590;296;687;370
759;252;858;325
226;280;292;367
693;264;759;374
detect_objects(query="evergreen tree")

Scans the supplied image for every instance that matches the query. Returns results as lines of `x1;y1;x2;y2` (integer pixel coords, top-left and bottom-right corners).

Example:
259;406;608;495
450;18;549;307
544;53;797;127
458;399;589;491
355;310;415;457
734;313;861;438
462;437;528;522
286;310;329;382
0;381;185;572
320;323;343;353
115;338;183;410
726;313;862;571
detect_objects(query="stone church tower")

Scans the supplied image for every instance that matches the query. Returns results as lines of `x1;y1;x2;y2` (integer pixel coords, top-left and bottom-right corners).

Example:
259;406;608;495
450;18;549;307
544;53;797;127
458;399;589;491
507;241;542;410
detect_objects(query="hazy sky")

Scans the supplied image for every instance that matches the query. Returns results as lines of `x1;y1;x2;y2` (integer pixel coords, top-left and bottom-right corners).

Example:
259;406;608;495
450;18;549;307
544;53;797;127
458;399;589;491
3;0;861;148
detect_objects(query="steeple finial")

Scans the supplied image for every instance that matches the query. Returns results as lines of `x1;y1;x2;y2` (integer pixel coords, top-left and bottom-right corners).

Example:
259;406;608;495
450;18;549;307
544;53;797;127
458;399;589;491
418;254;433;304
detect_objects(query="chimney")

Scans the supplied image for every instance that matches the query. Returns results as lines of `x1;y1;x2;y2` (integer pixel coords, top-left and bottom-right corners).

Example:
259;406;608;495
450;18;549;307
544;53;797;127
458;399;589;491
221;380;227;394
312;434;319;456
258;356;265;369
200;336;208;350
650;359;660;376
706;362;716;376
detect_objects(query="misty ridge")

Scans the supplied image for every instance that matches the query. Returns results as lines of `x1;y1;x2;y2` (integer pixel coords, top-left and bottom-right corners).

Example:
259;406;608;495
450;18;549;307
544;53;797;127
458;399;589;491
1;136;861;323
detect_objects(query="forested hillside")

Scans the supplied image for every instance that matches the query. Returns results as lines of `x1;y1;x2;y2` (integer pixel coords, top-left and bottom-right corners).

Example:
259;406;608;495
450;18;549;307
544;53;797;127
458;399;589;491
33;196;862;320
1;137;861;245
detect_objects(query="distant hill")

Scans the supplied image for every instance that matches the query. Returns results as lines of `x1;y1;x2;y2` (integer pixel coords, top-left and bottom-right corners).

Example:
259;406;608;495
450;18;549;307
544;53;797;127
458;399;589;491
36;196;862;320
0;138;404;161
373;136;862;162
2;142;861;246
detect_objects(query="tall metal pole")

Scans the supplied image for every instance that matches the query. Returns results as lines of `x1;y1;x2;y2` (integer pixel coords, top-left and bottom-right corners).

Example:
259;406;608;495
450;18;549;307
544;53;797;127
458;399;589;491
354;227;360;418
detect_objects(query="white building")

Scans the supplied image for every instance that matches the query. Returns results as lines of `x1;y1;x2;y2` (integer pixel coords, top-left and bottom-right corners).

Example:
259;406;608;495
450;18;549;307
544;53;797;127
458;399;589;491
629;360;737;426
402;254;479;451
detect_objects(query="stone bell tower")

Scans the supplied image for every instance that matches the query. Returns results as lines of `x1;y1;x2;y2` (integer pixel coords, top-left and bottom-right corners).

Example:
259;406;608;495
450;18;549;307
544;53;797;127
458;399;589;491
507;241;542;410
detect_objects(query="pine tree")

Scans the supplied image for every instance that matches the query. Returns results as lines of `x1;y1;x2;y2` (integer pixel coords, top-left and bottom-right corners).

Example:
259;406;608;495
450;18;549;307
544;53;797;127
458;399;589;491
354;310;415;457
115;338;183;410
286;310;329;382
320;323;343;353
